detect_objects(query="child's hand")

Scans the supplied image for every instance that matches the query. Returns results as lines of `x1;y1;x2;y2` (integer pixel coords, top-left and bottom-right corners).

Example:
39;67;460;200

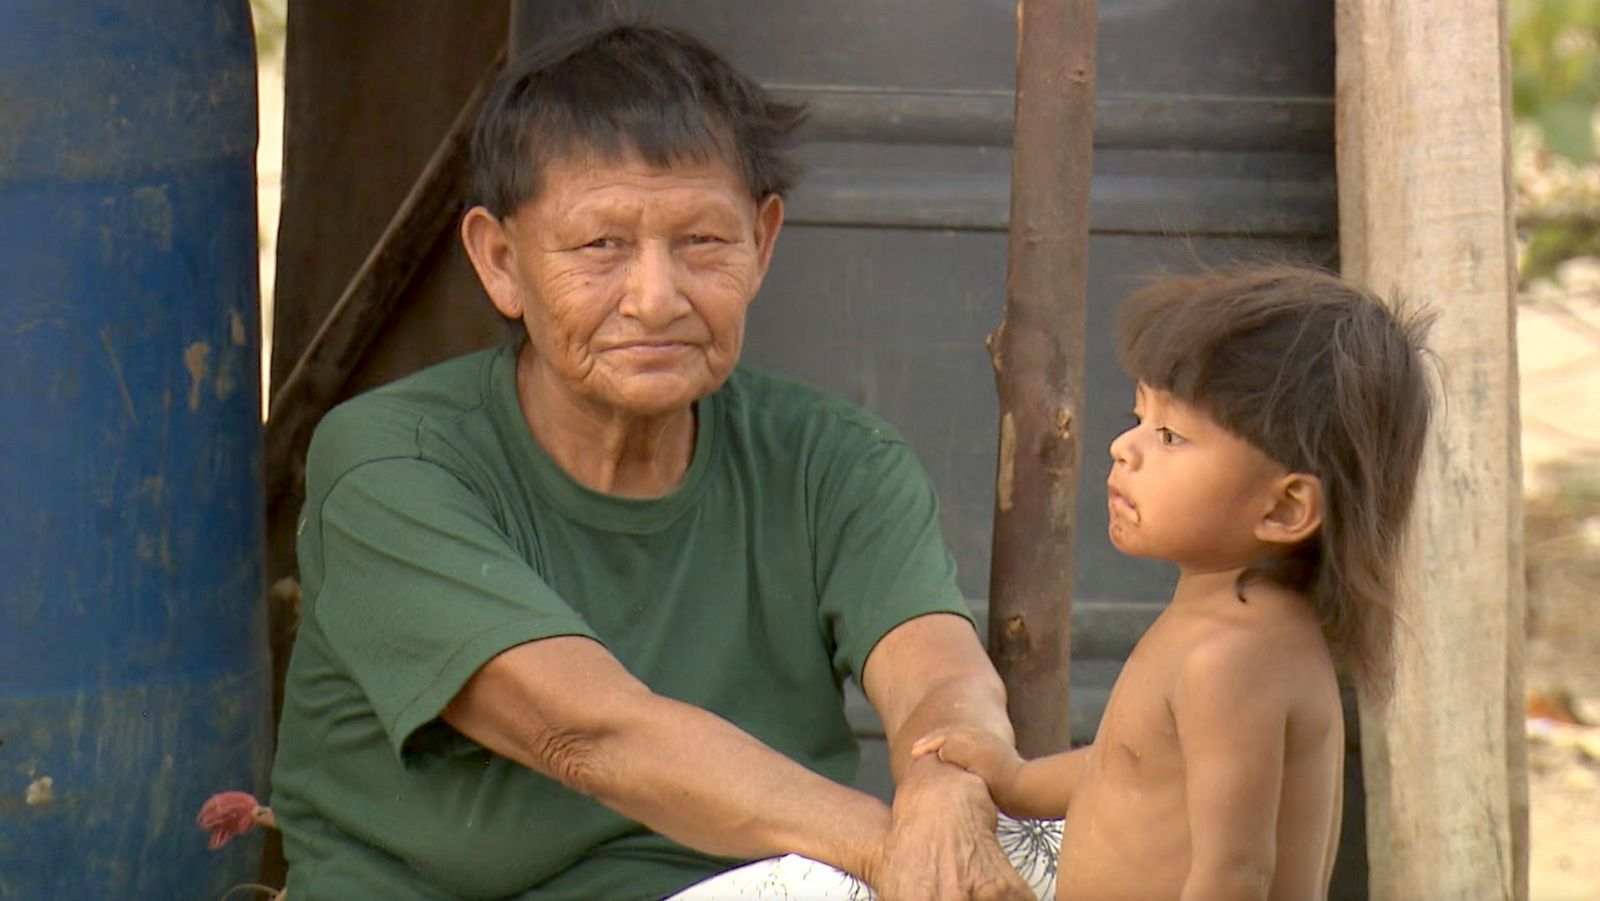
911;728;1025;810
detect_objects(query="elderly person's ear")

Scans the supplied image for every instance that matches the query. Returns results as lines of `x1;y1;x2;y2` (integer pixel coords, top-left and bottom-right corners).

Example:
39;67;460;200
752;193;785;284
461;206;526;320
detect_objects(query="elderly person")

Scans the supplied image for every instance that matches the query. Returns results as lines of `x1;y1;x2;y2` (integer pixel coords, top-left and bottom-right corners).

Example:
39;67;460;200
270;22;1039;901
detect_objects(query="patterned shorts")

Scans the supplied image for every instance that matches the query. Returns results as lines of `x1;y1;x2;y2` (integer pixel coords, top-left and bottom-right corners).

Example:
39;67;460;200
667;815;1063;900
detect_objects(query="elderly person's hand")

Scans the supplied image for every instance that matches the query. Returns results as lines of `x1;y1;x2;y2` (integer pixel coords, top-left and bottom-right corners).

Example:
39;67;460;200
859;614;1036;900
868;755;1035;901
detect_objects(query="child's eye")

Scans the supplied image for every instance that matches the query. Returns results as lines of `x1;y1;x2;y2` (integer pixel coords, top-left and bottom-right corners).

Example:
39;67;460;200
1127;411;1142;426
1157;427;1185;446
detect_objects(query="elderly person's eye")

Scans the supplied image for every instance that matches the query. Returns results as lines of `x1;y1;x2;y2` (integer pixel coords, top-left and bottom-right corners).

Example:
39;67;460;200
686;233;728;246
581;237;621;250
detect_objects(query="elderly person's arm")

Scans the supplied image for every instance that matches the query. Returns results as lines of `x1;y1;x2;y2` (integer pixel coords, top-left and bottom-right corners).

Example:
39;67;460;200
862;613;1035;900
866;613;1013;780
443;635;894;883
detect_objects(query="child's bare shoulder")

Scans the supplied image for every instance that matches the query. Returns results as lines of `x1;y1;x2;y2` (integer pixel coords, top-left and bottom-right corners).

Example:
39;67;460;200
1174;582;1336;709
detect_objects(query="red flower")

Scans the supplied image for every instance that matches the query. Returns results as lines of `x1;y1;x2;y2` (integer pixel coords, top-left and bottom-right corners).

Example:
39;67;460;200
198;790;276;850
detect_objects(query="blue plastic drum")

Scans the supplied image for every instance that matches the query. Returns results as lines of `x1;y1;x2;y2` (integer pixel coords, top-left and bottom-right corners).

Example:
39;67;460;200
0;1;270;896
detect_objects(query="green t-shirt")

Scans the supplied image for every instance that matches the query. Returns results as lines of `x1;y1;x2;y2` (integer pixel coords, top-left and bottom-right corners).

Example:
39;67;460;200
270;340;971;900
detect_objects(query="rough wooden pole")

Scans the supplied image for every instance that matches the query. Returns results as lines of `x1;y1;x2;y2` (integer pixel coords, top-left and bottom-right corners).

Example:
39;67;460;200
988;0;1096;758
1335;1;1527;898
264;46;503;514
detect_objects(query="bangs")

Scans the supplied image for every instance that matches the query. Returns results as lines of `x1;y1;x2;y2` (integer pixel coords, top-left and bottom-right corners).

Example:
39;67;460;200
472;22;804;218
515;41;736;179
1114;275;1221;402
1114;266;1332;473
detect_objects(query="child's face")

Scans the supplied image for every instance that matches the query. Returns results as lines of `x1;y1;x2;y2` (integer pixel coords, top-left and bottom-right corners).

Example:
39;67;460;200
1107;384;1288;571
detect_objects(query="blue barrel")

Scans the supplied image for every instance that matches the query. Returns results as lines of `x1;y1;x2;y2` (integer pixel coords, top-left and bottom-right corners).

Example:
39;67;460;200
0;2;270;897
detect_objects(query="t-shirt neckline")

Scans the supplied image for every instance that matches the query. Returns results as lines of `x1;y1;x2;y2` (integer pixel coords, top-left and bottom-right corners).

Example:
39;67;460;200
488;338;718;534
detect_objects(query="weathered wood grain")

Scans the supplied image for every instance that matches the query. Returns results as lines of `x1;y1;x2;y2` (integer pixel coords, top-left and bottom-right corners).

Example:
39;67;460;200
989;0;1098;757
1335;2;1527;897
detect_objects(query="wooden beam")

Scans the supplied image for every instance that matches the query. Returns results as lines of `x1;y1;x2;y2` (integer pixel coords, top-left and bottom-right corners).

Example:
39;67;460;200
1334;1;1527;898
263;45;505;512
988;0;1097;757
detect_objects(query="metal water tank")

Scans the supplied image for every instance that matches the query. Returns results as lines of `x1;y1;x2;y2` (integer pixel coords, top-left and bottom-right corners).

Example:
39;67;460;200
0;1;270;896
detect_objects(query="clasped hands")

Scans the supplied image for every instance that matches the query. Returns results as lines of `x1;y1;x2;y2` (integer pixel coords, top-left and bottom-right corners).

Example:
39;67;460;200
863;736;1035;901
910;727;1029;815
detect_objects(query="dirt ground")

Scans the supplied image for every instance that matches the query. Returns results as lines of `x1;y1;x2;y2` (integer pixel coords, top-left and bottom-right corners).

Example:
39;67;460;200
1520;264;1600;901
1528;713;1600;900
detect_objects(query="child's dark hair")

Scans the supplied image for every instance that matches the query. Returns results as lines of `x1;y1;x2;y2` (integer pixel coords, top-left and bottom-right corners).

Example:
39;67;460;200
1115;263;1434;694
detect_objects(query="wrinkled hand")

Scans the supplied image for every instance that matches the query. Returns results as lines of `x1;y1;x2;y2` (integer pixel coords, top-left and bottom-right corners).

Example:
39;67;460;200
865;754;1034;901
912;727;1025;811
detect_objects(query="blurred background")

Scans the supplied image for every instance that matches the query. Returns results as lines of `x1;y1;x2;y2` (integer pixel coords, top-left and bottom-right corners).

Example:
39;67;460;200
1508;2;1600;898
247;0;1600;896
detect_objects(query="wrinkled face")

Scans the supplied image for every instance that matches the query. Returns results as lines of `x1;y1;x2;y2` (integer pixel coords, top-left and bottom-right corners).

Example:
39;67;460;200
489;152;782;417
1106;384;1286;571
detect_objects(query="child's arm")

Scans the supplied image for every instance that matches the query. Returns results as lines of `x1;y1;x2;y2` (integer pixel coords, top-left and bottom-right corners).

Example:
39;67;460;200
1173;636;1292;901
998;747;1088;820
911;728;1087;820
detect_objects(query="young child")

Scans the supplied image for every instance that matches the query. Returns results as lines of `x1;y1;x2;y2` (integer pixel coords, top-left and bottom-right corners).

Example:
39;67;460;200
914;264;1433;900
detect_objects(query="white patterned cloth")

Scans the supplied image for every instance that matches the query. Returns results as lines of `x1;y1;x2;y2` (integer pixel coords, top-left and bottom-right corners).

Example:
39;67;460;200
667;816;1063;900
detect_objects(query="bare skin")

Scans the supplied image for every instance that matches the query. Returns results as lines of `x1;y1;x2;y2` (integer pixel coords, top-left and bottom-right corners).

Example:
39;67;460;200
444;612;1030;900
917;386;1348;900
454;153;1032;900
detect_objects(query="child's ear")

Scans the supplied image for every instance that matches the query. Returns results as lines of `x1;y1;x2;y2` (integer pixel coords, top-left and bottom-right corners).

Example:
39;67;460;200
1256;473;1323;547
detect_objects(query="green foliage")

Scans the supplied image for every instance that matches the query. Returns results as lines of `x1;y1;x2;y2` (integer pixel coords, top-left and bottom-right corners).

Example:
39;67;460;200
1512;0;1600;164
1512;0;1600;284
1522;220;1600;283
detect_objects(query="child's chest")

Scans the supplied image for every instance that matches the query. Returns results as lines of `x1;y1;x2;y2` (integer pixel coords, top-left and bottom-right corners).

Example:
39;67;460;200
1088;625;1188;782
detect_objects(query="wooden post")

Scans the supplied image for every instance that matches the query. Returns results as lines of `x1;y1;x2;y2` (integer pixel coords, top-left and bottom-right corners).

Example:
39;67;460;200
988;0;1096;757
1335;1;1527;898
264;46;503;515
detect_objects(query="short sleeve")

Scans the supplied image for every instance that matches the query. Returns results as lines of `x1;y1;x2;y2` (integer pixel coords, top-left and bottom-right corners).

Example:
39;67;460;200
307;457;599;760
812;426;974;680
